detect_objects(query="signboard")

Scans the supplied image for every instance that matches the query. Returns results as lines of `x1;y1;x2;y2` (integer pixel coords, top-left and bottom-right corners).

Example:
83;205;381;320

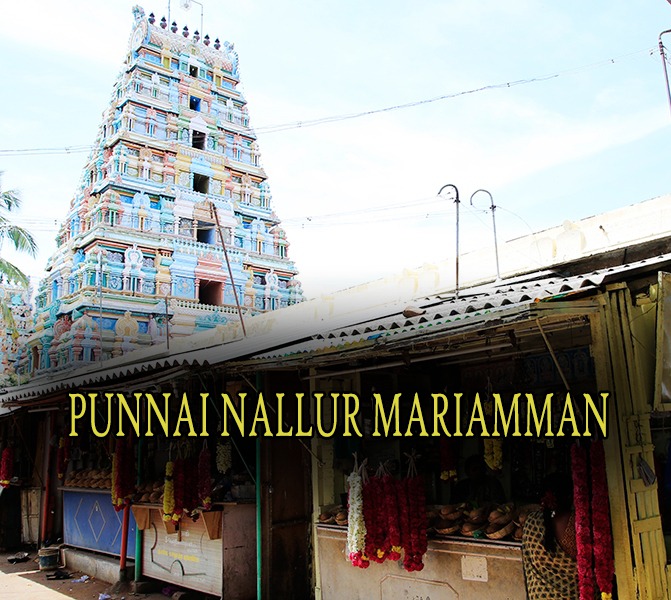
63;489;136;557
142;509;223;595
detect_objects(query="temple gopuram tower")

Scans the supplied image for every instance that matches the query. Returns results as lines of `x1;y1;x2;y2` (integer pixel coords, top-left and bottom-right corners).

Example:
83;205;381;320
25;6;302;373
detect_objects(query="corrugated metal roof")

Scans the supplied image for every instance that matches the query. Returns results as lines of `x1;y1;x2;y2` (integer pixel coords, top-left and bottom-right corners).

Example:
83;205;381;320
2;252;669;403
249;254;666;361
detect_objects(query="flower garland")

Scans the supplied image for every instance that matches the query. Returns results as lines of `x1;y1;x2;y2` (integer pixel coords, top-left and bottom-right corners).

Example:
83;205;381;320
483;438;503;472
382;474;402;561
111;447;119;508
363;475;385;563
397;477;411;561
590;440;614;600
0;446;14;488
216;441;232;474
184;456;199;516
572;444;595;600
198;446;213;510
346;460;368;568
404;475;428;572
172;457;185;523
56;437;70;480
112;438;135;512
163;461;175;522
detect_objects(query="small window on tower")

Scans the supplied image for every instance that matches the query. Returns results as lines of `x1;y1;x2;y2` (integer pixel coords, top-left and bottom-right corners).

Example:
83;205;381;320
189;96;201;112
198;279;222;306
189;65;198;77
196;221;215;244
193;173;209;194
192;130;206;150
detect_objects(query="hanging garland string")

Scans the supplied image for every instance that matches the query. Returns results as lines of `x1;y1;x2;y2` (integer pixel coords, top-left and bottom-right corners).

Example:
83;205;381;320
572;444;595;600
112;438;134;512
396;474;411;564
172;457;185;523
163;460;175;522
590;440;614;600
57;436;70;480
347;455;369;568
184;454;199;516
198;443;213;510
0;446;14;488
382;470;402;561
363;467;384;563
403;451;427;572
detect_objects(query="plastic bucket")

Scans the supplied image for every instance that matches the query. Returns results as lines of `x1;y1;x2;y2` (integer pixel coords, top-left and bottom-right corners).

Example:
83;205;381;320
37;547;59;571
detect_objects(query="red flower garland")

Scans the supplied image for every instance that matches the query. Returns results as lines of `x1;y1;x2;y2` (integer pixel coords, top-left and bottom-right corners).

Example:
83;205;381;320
591;440;614;600
0;447;14;487
172;458;185;522
198;447;213;510
383;475;402;561
396;477;411;562
363;476;386;562
403;475;428;572
184;456;199;515
572;444;595;600
112;438;135;512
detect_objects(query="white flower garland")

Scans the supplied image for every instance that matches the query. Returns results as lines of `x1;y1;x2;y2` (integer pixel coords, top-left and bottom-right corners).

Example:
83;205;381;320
346;469;368;567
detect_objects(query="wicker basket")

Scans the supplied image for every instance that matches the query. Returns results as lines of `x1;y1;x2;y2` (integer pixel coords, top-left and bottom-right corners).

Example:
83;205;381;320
486;520;516;540
460;522;485;537
436;521;462;535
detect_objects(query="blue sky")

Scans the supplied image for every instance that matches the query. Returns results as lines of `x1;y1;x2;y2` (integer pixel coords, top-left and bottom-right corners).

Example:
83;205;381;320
1;0;670;297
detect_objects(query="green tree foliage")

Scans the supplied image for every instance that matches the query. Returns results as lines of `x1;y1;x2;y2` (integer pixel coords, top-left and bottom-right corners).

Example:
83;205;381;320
0;177;37;327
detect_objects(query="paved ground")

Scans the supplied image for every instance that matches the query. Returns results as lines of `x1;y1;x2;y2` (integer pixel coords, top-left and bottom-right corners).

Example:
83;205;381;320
0;552;192;600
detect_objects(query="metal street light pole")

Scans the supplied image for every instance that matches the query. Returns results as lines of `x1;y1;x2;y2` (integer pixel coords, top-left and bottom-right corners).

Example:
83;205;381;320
470;189;501;281
438;184;461;298
659;30;671;117
182;0;204;37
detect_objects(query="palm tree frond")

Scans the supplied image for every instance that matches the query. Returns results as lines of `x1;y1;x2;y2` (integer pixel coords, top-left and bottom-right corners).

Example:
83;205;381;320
0;190;21;212
3;225;37;256
0;258;30;287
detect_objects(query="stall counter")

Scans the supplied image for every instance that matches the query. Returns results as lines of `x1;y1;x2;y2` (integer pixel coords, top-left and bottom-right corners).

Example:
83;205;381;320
316;524;526;600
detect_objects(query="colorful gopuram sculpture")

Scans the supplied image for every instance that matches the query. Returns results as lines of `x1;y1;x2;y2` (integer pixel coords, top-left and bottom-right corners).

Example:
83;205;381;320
0;282;33;384
24;6;302;374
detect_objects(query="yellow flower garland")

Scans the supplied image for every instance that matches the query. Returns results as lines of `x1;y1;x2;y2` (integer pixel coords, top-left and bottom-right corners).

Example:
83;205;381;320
163;461;175;522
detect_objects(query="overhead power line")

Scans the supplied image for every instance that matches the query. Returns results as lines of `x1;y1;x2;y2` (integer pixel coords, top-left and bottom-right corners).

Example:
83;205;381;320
0;46;655;157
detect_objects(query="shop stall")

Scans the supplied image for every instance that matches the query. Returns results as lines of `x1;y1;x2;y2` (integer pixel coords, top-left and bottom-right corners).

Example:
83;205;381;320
57;402;257;597
307;313;614;600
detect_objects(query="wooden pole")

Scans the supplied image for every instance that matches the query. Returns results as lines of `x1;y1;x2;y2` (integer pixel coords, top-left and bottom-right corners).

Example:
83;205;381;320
211;203;246;336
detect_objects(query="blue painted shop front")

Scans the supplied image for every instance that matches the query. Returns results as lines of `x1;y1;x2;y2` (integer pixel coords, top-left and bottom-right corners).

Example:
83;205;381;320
63;489;136;557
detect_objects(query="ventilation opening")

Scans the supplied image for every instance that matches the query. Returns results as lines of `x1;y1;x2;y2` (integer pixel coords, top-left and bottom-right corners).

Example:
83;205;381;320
196;221;215;244
192;130;206;150
199;279;222;306
189;65;198;77
189;96;201;111
193;173;209;194
31;347;39;373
